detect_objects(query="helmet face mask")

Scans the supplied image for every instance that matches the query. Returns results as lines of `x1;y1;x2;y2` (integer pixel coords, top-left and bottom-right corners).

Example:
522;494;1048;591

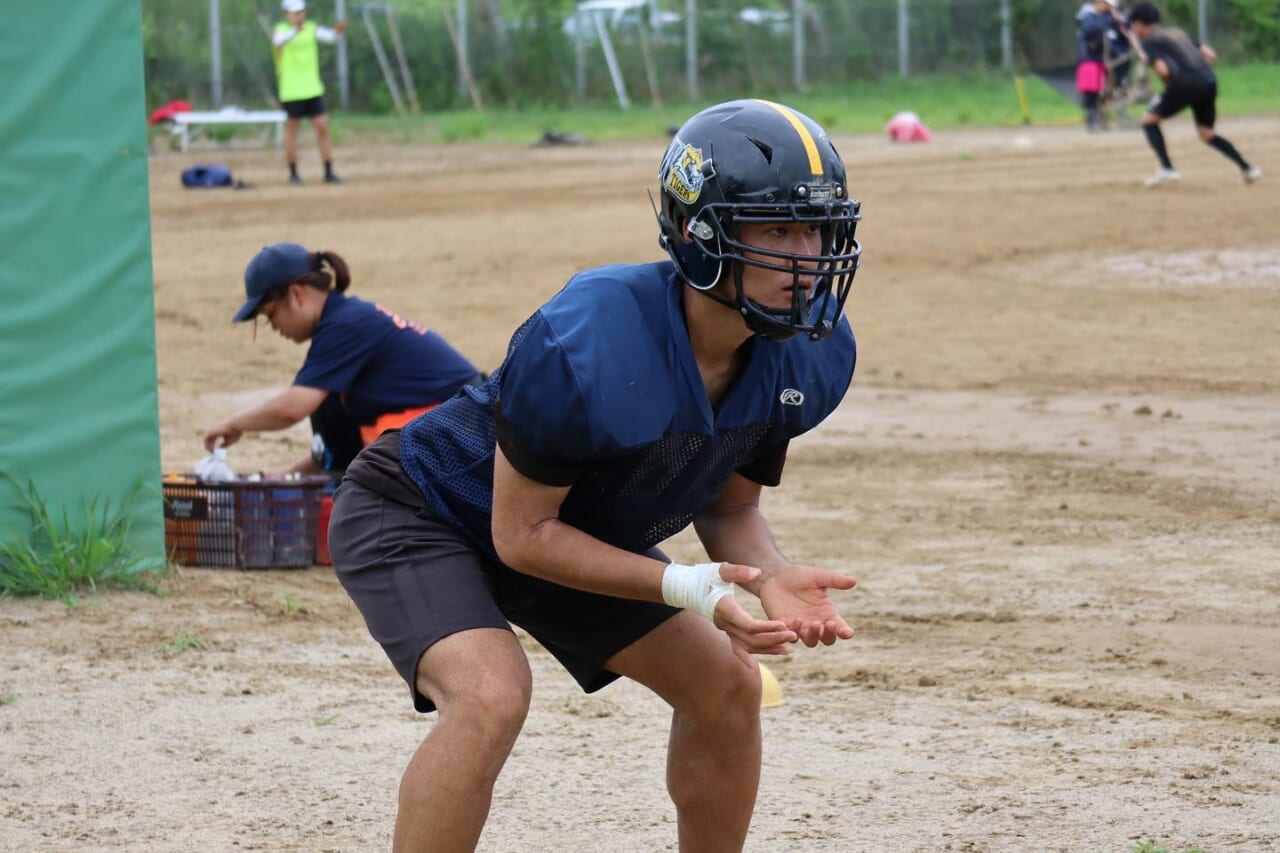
657;100;862;342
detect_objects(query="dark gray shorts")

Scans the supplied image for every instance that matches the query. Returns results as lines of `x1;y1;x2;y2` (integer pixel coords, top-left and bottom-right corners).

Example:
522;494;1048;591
329;472;677;713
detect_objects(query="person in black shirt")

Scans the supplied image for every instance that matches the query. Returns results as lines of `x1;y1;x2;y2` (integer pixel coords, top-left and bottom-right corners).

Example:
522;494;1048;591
1128;1;1262;187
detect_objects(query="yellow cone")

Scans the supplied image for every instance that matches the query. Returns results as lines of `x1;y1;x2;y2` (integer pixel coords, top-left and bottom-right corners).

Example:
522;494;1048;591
759;662;785;709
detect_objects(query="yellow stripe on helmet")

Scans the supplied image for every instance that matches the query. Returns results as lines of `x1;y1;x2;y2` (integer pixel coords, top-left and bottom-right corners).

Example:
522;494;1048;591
753;99;822;176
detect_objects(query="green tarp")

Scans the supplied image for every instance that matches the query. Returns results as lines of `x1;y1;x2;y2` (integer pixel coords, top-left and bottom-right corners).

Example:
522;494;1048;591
0;2;163;558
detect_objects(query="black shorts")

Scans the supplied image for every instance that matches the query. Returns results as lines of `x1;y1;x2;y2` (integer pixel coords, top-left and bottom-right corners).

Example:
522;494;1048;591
282;95;327;119
1149;80;1216;127
328;433;678;713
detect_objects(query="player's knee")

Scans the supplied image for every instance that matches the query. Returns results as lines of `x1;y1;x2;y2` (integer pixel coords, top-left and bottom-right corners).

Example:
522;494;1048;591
692;656;763;725
460;672;532;735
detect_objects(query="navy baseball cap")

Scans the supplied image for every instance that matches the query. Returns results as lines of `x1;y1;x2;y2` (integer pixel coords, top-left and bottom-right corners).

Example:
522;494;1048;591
233;242;313;322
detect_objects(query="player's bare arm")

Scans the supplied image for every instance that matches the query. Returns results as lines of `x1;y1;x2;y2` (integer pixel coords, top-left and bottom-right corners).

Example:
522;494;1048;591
203;384;327;450
694;472;857;647
491;447;798;654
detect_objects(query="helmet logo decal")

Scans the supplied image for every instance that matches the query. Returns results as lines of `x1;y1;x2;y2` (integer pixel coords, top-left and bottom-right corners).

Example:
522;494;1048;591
663;140;711;204
780;389;805;406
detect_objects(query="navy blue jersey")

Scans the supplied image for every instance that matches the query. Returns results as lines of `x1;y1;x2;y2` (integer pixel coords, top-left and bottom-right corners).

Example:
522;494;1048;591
295;292;479;424
398;260;855;562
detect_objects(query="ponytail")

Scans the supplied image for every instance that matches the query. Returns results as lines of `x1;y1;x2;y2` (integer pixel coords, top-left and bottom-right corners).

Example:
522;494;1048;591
290;250;352;294
315;251;351;293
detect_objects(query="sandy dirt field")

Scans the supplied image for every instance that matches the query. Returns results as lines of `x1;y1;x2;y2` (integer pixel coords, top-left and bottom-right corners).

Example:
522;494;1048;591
3;115;1279;852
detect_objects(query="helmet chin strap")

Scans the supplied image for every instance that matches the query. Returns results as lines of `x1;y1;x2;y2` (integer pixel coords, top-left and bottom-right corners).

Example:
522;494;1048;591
731;266;804;343
696;258;804;343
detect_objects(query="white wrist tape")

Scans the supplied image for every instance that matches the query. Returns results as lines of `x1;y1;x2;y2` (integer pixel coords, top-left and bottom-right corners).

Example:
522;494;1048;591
661;562;734;621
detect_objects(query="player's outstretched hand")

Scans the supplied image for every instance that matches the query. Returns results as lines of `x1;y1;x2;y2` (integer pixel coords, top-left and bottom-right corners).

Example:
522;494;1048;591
757;565;857;648
712;563;798;656
202;421;242;451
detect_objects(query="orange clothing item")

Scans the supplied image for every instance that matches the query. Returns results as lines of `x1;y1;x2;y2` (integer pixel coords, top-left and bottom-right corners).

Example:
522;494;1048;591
358;404;438;445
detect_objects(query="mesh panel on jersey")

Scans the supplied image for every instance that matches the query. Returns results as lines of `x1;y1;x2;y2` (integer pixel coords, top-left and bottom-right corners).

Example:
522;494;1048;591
398;314;540;556
558;421;782;555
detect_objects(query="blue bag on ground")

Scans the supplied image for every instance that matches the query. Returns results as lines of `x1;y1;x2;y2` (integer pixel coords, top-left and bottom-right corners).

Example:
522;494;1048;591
181;164;234;188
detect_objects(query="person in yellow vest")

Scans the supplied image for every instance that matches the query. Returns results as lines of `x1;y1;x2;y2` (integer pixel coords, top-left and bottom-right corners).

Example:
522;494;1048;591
273;0;346;185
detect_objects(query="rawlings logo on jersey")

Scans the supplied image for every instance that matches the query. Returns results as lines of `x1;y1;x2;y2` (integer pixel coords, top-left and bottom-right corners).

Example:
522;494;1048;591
780;389;804;406
663;140;711;204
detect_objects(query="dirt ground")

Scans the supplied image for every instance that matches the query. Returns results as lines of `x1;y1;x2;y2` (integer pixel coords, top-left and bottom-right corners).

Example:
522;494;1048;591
3;115;1279;852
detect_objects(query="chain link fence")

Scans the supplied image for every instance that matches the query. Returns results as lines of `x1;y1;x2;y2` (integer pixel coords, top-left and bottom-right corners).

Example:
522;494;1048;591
143;0;1269;114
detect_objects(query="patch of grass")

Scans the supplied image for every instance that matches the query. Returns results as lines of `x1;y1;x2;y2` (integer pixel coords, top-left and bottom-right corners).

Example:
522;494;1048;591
161;632;206;657
312;713;339;727
0;691;16;707
439;111;491;143
0;476;169;604
335;62;1280;147
280;593;302;616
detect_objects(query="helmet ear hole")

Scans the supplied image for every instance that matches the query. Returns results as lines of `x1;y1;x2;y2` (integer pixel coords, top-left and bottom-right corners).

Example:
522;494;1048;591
670;235;723;291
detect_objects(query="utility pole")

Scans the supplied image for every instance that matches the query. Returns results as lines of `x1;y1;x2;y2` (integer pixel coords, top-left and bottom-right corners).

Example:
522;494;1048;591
793;0;806;89
898;0;910;76
685;0;698;101
457;0;468;99
1000;0;1012;71
337;0;349;110
210;0;223;106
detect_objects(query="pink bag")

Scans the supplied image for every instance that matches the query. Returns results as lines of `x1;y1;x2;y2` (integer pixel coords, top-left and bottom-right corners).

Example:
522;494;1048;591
1076;60;1106;94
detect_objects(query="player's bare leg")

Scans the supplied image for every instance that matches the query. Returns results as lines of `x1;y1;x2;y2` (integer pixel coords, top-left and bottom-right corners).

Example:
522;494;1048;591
284;117;302;183
395;628;532;853
608;612;764;852
312;114;341;183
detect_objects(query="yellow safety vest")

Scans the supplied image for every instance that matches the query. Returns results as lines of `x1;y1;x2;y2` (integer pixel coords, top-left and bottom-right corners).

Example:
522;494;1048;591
274;21;325;103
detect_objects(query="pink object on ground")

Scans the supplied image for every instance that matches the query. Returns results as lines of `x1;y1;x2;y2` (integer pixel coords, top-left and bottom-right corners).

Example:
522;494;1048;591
885;111;932;143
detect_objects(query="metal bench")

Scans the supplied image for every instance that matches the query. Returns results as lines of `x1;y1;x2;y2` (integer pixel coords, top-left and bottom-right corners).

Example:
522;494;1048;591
170;109;287;152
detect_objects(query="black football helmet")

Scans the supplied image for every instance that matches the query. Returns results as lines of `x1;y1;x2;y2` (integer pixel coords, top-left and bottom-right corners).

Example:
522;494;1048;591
656;99;862;342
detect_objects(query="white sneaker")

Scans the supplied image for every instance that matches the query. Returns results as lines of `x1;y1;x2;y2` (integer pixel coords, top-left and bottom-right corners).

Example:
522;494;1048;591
1144;167;1180;188
1243;165;1263;185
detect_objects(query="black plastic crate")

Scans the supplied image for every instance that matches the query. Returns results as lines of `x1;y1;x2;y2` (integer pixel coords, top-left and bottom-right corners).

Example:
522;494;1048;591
162;476;329;568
